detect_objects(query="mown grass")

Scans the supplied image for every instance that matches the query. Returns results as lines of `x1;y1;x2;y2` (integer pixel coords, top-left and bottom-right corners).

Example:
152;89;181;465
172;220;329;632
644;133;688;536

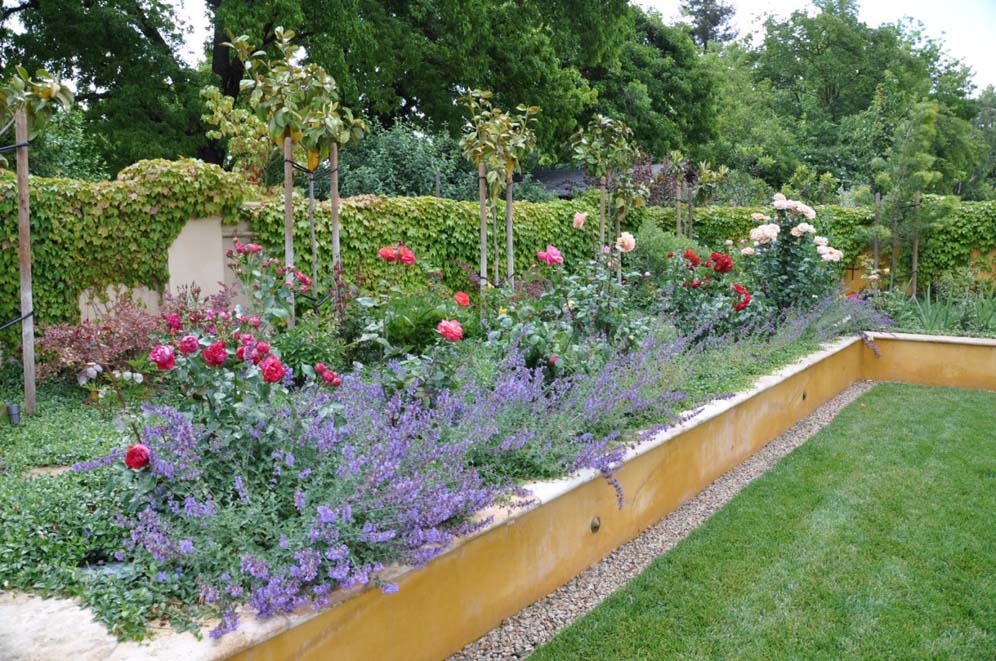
533;383;996;660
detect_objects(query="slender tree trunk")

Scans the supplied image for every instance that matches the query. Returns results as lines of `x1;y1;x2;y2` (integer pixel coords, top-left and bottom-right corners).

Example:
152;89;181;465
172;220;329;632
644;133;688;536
890;212;898;292
492;200;499;285
873;192;881;272
308;174;317;285
283;135;295;327
434;170;442;197
616;208;625;284
15;110;35;415
911;191;921;296
329;141;341;268
506;175;515;286
598;175;607;253
478;162;488;294
676;184;682;238
686;184;694;240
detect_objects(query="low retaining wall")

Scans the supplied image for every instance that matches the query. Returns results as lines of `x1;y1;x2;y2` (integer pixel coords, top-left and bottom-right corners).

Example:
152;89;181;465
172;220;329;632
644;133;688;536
222;333;996;661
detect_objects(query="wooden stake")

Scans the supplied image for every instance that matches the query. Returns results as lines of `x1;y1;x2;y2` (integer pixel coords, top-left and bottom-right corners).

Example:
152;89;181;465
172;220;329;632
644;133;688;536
283;135;295;327
478;162;488;294
505;175;514;286
434;170;442;197
15;110;35;415
492;199;499;285
330;141;341;268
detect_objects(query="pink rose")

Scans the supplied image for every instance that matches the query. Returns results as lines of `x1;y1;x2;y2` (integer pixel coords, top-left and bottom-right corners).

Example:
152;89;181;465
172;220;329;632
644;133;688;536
378;247;398;262
536;245;564;266
125;444;150;470
203;340;227;367
149;344;176;371
314;362;328;375
399;246;416;265
249;316;261;328
436;319;463;342
178;335;199;356
573;212;587;229
321;370;342;387
259;355;286;383
615;232;636;253
549;355;559;365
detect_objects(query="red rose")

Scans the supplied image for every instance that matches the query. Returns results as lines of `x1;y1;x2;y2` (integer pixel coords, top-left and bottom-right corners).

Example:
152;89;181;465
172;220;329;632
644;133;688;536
732;283;748;296
667;251;674;258
163;313;183;333
203;340;227;367
149;344;176;371
712;253;734;274
178;335;199;356
378;246;398;262
254;341;270;356
125;444;150;470
436;319;463;342
691;280;701;288
454;291;471;307
236;346;247;361
734;293;752;312
684;249;700;268
321;369;342;387
259;354;286;383
314;362;328;375
704;260;713;268
399;246;416;265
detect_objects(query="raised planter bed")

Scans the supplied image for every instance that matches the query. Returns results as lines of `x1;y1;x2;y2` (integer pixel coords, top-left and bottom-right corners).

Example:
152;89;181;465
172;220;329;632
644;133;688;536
2;333;994;661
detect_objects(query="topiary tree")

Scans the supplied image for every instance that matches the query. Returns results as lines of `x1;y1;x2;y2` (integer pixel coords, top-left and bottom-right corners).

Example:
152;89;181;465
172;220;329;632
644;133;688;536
571;114;640;254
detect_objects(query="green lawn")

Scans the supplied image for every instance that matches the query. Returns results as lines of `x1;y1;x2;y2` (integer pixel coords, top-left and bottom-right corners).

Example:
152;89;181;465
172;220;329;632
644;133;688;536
533;384;996;660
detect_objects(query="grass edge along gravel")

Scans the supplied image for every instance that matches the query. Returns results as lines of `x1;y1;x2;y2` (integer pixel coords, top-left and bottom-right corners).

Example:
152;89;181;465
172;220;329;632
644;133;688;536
531;383;996;660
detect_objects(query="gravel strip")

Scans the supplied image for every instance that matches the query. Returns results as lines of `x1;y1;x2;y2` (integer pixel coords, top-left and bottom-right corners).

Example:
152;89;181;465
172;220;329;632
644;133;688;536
449;380;878;661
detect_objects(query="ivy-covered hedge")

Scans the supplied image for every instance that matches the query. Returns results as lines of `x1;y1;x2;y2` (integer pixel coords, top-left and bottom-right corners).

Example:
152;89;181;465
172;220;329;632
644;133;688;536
5;156;996;348
241;195;645;290
0;160;244;340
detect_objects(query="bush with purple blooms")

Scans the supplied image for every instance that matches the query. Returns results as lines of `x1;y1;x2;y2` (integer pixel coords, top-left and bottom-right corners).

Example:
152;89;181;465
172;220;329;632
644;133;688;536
44;214;887;642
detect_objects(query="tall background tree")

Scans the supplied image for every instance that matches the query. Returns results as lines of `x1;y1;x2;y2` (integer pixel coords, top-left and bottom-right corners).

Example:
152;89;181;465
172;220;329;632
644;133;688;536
680;0;736;52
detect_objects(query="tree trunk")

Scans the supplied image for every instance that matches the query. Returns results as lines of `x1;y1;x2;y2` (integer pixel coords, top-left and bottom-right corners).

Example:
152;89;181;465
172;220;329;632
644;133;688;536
434;170;442;197
911;191;921;296
492;200;499;285
890;213;898;292
330;141;341;268
686;184;694;240
506;175;514;285
308;173;317;285
616;208;626;284
598;175;607;253
478;162;488;293
283;135;295;327
872;192;881;272
676;184;682;238
15;110;35;415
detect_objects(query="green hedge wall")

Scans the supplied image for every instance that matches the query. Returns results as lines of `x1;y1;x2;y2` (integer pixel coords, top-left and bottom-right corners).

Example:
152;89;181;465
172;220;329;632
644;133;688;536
241;195;649;291
5;156;996;347
0;159;244;338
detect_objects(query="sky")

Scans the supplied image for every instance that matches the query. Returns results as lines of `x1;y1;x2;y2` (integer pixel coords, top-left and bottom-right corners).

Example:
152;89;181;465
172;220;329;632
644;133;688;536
170;0;996;92
640;0;996;92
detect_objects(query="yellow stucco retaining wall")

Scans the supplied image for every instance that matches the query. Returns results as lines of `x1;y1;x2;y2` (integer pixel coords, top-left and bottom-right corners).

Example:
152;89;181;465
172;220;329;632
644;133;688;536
230;334;996;661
